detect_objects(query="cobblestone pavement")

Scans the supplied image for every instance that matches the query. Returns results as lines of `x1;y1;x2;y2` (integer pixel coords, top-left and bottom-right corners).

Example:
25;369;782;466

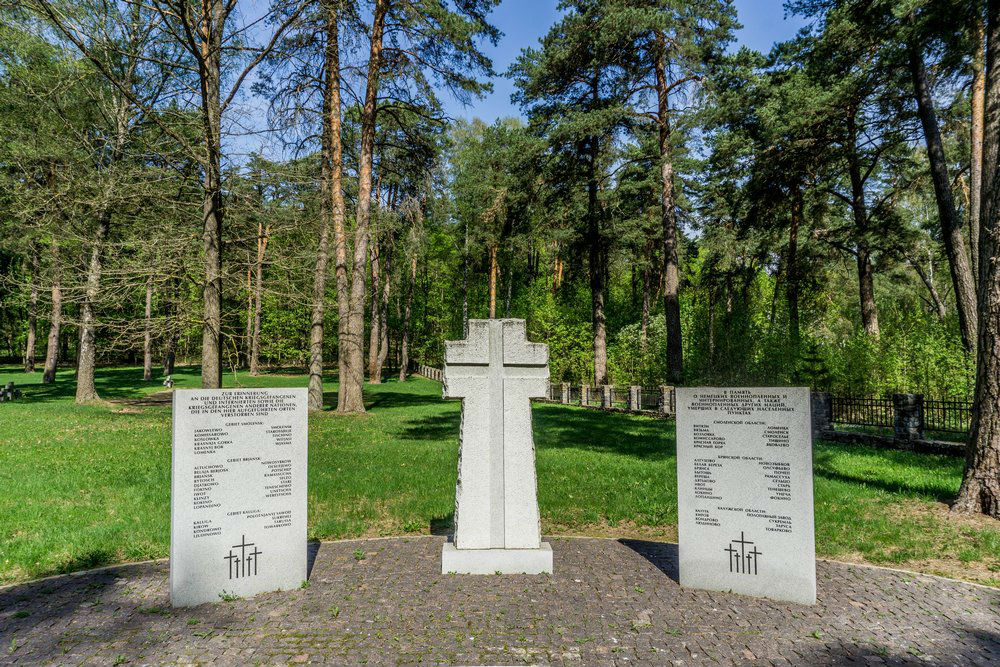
1;536;998;666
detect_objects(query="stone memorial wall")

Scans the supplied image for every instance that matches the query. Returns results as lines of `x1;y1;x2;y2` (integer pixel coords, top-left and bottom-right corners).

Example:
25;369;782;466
170;388;307;607
676;387;816;604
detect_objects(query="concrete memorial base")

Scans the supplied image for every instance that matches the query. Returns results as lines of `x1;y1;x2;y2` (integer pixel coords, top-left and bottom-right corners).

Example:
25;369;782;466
441;541;553;574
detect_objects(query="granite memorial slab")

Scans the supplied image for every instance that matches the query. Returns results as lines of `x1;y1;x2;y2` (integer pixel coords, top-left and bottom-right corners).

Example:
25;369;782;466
170;387;307;607
441;319;552;574
676;387;816;604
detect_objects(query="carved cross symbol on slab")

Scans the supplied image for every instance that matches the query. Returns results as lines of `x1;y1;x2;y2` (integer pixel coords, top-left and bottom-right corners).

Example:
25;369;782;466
444;319;549;550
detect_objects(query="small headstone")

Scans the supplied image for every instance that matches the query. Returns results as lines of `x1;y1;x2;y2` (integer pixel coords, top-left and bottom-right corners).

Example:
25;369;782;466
170;388;307;607
676;387;816;605
441;319;552;574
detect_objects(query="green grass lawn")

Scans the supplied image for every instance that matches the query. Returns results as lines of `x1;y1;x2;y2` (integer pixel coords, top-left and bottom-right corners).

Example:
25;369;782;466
1;364;998;587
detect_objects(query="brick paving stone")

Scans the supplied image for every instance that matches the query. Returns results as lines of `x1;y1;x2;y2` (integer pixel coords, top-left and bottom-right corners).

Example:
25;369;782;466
0;536;997;666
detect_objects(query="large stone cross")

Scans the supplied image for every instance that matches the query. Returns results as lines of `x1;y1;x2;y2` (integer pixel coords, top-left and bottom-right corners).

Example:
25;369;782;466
443;319;551;570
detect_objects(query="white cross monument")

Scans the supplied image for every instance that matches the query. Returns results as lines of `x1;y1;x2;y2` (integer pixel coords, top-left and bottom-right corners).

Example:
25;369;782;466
441;319;553;574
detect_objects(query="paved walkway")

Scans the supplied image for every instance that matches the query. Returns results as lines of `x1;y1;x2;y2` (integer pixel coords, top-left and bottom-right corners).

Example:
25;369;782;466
1;536;997;666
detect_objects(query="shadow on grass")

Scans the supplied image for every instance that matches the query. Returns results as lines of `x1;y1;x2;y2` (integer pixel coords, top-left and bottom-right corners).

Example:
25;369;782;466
395;401;674;459
813;449;959;502
533;403;675;460
816;441;965;471
619;539;679;584
401;413;461;441
430;514;454;536
55;547;125;576
366;390;449;411
250;365;309;375
322;390;340;411
12;366;167;404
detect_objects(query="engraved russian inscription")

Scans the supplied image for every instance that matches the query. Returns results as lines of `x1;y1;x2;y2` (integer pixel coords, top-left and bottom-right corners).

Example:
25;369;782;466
677;387;816;605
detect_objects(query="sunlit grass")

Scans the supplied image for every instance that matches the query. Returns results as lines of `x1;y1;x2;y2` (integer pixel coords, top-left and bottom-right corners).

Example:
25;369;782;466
0;364;997;586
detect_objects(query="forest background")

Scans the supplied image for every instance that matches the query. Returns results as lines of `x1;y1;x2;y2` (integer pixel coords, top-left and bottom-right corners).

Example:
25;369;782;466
0;0;985;409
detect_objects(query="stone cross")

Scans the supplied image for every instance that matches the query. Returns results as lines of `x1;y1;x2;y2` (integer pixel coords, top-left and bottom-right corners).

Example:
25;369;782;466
442;319;551;572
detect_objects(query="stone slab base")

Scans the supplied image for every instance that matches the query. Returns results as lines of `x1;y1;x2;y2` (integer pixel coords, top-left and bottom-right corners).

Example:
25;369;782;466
441;542;553;574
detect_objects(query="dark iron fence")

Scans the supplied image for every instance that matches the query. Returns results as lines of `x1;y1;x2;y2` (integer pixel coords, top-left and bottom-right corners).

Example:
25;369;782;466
924;398;973;434
817;391;971;444
638;386;659;412
610;386;629;409
830;396;894;429
409;361;971;438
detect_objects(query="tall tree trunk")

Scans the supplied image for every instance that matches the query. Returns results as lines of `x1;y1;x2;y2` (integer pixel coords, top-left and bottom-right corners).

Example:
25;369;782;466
587;142;607;386
909;254;948;320
768;259;783;330
630;263;637;307
788;186;802;348
972;9;987;282
910;43;978;353
24;243;38;373
309;0;342;412
377;248;391;379
856;245;880;337
552;241;563;292
199;0;225;389
341;0;387;413
245;260;253;367
585;65;608;387
368;240;382;382
42;241;61;384
640;240;652;344
249;222;269;376
461;217;469;332
847;113;880;337
488;244;498;318
164;276;178;376
76;212;111;403
143;274;153;380
656;33;683;384
62;327;70;369
399;253;416;381
504;247;513;318
309;202;331;404
707;286;716;365
955;0;1000;518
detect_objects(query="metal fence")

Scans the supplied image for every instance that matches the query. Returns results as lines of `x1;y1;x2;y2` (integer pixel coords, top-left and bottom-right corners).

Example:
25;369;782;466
610;386;629;409
924;398;973;434
405;372;680;417
639;386;661;412
830;395;895;429
409;361;971;437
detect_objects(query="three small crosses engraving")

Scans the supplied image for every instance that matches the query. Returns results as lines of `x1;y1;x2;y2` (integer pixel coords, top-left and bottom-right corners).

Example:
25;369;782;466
725;531;762;575
224;535;262;579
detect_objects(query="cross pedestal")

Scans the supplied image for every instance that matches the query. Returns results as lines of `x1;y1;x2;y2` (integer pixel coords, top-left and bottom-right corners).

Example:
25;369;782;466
441;319;553;574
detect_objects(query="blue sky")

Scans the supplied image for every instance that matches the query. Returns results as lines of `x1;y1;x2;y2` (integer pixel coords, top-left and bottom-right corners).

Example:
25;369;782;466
235;1;810;159
441;0;810;123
